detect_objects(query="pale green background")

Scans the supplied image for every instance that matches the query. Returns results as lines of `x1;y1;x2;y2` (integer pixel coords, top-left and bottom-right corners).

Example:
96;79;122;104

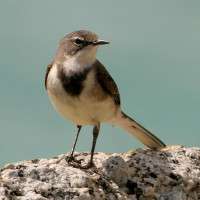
1;1;200;168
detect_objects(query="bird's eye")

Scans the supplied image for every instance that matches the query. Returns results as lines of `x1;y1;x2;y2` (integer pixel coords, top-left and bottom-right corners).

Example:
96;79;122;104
74;38;83;45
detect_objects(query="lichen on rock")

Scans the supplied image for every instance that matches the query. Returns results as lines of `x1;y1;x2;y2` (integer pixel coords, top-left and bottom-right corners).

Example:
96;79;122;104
0;146;200;199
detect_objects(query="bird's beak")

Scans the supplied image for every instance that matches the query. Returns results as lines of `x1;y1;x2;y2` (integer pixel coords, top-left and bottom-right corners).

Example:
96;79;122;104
93;39;110;46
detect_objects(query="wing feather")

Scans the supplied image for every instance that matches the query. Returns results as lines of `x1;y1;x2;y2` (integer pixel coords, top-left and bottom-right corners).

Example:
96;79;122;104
45;61;53;89
94;60;120;105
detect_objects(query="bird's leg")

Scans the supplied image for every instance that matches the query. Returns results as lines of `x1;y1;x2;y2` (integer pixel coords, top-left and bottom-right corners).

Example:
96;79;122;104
90;124;100;164
80;123;100;169
67;124;100;169
67;125;82;162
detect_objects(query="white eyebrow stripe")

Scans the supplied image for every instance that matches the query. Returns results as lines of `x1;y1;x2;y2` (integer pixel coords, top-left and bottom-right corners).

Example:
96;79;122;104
73;36;84;41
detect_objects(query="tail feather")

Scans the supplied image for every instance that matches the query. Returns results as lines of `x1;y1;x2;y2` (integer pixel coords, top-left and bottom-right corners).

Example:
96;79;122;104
115;112;166;150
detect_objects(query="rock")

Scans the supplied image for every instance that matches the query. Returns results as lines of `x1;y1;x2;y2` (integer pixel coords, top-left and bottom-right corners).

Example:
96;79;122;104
0;146;200;200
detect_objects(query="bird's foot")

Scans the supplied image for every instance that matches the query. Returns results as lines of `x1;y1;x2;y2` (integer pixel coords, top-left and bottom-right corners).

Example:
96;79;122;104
66;155;81;164
66;155;76;162
78;161;94;169
66;156;93;169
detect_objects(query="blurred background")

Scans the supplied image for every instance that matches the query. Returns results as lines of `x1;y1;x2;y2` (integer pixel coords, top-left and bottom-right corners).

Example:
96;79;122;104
1;1;200;168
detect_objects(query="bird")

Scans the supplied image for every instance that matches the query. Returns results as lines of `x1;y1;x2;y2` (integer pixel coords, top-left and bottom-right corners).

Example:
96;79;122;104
45;30;166;168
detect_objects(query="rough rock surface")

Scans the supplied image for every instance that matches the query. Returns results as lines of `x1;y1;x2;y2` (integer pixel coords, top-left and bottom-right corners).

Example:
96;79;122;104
0;146;200;200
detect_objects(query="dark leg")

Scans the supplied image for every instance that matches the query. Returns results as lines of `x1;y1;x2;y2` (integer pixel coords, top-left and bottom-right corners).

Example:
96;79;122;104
80;123;100;169
90;124;100;164
67;125;82;162
67;124;100;169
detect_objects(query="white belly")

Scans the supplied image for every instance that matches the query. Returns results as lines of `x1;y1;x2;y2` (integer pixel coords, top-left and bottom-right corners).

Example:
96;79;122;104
47;65;119;126
48;91;117;125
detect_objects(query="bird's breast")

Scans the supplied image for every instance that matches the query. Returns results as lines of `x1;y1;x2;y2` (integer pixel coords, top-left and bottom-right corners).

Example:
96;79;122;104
46;64;119;125
57;64;92;96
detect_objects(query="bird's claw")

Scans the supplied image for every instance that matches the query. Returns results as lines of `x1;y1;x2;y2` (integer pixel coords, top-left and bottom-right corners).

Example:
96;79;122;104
66;156;93;169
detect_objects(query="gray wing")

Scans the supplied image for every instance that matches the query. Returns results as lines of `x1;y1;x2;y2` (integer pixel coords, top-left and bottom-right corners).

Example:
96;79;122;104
94;60;120;105
45;61;53;90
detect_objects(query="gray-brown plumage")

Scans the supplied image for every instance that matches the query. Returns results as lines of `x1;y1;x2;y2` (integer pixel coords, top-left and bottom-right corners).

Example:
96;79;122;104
95;60;121;105
45;61;53;89
45;30;166;168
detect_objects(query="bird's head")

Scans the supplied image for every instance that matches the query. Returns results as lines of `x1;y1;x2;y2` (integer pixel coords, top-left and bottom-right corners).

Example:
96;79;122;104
56;30;109;65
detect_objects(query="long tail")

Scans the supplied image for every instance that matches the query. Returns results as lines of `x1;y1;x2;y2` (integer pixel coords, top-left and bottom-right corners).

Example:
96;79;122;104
114;111;166;150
